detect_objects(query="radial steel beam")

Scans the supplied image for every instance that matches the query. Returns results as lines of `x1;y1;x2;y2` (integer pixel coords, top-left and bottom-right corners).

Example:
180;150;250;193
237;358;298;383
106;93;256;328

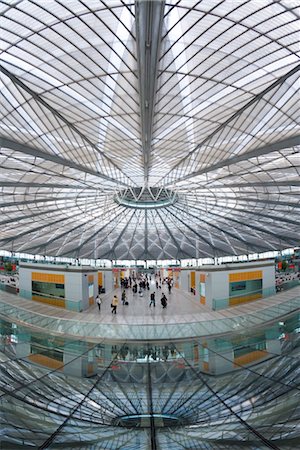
0;65;135;187
146;345;157;450
0;208;63;227
22;203;121;253
0;215;80;245
205;179;300;188
0;181;96;189
202;196;300;208
37;348;128;450
63;205;133;258
165;207;222;255
183;201;298;245
144;209;149;259
156;208;194;259
62;206;126;256
220;205;300;227
159;63;300;186
170;204;270;252
176;350;281;450
0;196;81;209
166;135;300;185
0;137;128;187
135;0;165;185
100;209;136;258
127;210;143;259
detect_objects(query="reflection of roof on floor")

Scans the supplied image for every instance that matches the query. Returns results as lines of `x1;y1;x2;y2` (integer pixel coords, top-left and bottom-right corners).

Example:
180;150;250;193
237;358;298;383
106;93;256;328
0;285;299;341
1;326;299;450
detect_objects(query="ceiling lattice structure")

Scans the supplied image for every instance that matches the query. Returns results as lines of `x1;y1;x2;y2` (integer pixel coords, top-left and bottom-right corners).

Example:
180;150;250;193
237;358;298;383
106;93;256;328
0;0;299;260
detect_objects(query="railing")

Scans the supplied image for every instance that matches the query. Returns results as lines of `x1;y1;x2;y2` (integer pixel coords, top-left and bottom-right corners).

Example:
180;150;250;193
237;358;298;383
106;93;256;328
0;290;299;340
276;279;300;291
0;282;18;295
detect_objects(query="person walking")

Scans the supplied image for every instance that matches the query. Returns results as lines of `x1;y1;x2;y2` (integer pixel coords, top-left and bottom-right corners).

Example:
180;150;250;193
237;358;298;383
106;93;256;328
96;294;102;312
121;289;127;305
161;293;167;309
111;295;118;314
149;292;156;307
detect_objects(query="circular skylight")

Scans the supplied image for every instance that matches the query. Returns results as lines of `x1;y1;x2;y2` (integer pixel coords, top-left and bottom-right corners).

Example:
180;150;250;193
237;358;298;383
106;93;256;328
114;187;178;209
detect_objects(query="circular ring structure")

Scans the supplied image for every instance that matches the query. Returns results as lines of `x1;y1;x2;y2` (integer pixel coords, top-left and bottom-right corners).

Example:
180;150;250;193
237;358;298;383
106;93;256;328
112;414;182;428
114;187;178;209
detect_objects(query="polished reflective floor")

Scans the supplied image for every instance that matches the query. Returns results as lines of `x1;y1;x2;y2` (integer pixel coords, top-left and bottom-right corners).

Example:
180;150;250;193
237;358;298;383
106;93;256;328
0;311;299;449
1;284;299;340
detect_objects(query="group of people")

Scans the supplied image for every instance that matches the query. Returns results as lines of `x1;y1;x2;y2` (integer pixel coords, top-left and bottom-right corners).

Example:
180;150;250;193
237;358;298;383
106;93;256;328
120;276;132;289
111;343;178;362
96;291;168;315
149;291;168;308
95;272;172;315
155;274;173;294
120;273;152;296
96;292;120;314
275;271;300;291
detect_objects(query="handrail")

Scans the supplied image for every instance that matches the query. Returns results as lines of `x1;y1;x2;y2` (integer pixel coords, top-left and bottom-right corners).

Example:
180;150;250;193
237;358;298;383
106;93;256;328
0;288;299;341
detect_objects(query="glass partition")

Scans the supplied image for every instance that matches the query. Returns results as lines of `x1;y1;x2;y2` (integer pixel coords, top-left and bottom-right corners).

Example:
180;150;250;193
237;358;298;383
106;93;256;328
0;293;299;340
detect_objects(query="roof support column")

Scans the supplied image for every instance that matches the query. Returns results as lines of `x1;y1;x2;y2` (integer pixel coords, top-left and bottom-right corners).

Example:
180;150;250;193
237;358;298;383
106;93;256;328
135;0;165;185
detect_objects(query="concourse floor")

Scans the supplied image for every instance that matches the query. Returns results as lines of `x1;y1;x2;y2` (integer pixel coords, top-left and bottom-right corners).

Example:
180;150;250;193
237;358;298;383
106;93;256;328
0;282;299;337
89;280;209;321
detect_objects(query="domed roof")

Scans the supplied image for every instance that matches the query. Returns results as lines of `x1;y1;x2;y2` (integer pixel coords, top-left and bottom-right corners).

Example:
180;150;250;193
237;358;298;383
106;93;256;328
0;0;299;259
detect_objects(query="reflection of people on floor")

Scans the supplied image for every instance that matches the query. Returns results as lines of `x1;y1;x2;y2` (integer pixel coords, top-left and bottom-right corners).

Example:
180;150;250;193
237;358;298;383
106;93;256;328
162;346;169;360
111;345;118;358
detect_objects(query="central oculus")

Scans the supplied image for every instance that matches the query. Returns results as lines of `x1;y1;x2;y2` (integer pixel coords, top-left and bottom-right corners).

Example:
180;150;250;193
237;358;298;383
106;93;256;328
114;187;178;209
113;413;182;428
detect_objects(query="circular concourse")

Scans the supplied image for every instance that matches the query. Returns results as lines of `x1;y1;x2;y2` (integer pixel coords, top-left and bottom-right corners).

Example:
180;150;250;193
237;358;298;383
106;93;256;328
0;1;300;450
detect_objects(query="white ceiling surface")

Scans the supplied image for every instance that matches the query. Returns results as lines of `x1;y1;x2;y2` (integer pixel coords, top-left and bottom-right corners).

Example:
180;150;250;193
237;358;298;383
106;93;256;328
0;0;299;260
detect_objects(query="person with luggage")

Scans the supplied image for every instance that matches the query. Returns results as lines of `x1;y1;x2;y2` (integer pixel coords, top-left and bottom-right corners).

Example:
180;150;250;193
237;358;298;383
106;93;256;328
161;293;167;309
149;292;156;307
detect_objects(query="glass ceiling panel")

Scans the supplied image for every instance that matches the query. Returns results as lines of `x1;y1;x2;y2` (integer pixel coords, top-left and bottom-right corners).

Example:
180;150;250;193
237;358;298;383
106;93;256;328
0;0;299;260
